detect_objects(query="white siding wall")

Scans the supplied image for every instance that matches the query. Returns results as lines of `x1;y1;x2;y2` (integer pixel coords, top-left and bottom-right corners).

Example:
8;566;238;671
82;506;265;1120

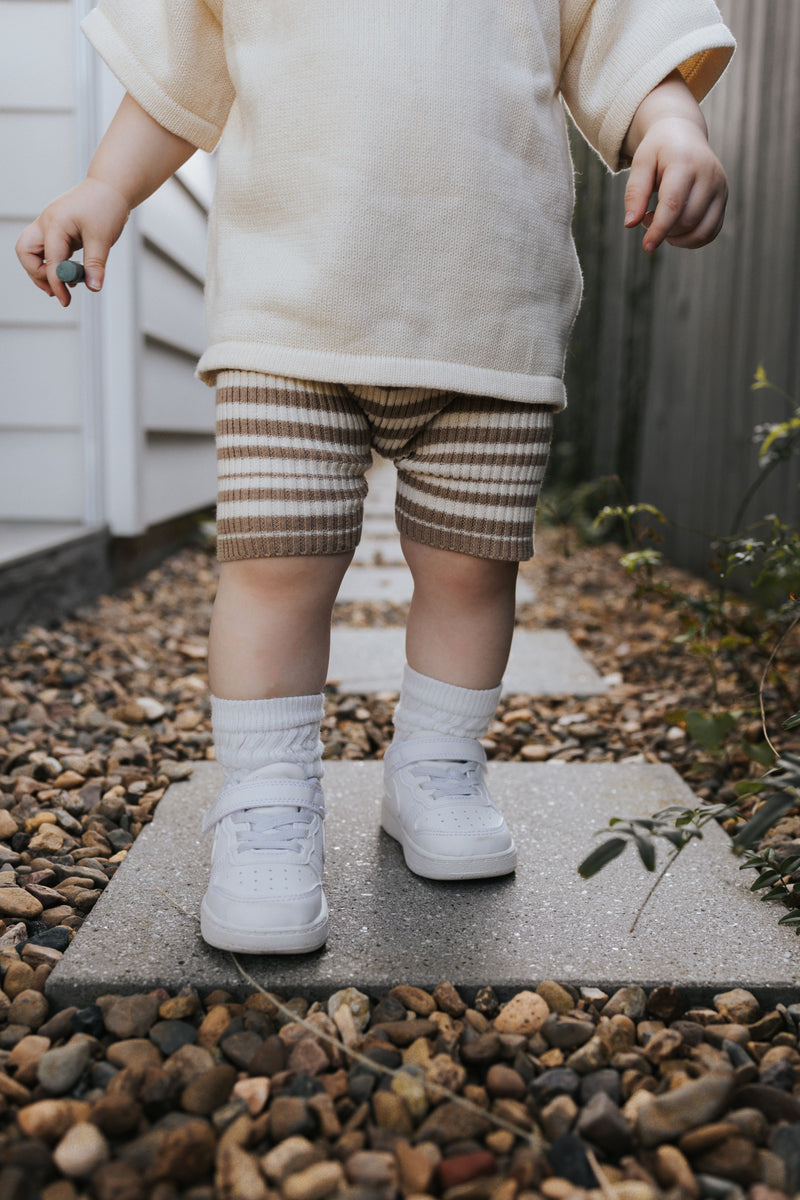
0;0;84;522
0;0;215;539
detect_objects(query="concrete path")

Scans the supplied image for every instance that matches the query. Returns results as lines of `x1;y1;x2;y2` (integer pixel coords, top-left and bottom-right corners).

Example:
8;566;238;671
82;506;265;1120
327;628;608;696
47;760;800;1007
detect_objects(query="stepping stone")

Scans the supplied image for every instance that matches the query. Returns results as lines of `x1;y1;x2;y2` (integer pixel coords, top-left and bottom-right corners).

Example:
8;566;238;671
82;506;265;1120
352;538;408;567
335;566;535;606
327;628;608;696
48;760;799;1006
360;517;400;539
335;565;415;604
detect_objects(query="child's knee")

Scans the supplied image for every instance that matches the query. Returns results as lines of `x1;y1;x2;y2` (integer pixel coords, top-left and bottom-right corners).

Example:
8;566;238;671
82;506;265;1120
401;536;517;596
219;551;353;603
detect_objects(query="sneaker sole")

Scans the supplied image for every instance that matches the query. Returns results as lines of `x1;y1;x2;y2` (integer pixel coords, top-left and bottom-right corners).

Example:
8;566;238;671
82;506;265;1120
199;897;329;954
381;800;517;881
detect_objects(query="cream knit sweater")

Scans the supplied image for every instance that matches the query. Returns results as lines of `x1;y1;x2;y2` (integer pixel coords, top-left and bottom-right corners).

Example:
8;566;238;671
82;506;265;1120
82;0;734;403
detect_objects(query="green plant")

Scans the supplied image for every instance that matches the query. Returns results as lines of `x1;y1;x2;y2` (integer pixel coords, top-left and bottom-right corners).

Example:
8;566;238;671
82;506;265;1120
579;367;800;929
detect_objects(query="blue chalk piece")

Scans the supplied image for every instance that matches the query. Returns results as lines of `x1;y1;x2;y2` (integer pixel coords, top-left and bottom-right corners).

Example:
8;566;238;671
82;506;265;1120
56;261;86;284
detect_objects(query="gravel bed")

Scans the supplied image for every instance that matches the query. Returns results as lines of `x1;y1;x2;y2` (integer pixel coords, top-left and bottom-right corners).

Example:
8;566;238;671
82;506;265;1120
1;526;799;1195
2;979;800;1199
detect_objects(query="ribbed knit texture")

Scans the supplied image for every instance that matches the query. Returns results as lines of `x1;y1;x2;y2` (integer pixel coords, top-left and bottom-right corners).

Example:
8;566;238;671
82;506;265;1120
392;665;502;743
211;694;324;781
82;1;733;401
215;373;554;562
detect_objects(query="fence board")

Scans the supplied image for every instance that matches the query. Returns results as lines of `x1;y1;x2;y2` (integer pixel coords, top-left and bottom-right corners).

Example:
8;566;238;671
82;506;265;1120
564;0;800;574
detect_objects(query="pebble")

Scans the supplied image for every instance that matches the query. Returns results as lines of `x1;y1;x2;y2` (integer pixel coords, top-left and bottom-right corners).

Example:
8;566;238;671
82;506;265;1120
327;987;371;1032
16;1098;92;1142
7;987;50;1029
99;993;160;1039
106;1037;163;1071
433;979;468;1017
536;980;575;1014
493;990;548;1035
37;1037;93;1094
636;1070;735;1147
181;1063;238;1115
149;1117;217;1185
283;1160;344;1200
148;1019;197;1055
575;1089;633;1156
52;1121;110;1178
389;984;436;1016
261;1135;321;1183
603;986;648;1021
713;988;760;1025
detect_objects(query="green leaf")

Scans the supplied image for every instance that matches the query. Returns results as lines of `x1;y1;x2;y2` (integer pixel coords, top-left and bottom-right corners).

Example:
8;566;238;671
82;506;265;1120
633;831;657;872
733;791;799;851
761;886;790;902
784;711;800;731
742;742;776;767
777;912;800;926
685;709;737;752
578;837;627;879
735;780;769;797
751;871;782;890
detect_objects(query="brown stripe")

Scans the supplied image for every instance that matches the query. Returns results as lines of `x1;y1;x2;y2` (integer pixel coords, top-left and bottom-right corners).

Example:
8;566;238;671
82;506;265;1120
395;496;536;540
217;513;363;537
217;485;366;505
395;514;534;562
216;420;371;451
395;476;542;510
217;382;353;411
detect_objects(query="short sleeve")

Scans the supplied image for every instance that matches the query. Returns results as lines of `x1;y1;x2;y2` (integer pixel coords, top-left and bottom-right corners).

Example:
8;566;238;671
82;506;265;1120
81;0;234;152
559;0;735;172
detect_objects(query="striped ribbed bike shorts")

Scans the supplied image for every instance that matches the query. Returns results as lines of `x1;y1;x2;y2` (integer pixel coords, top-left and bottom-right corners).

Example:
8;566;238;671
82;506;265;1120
215;371;555;563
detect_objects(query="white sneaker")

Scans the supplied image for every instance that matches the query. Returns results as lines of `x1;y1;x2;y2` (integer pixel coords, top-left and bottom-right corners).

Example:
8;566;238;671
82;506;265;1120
382;735;517;880
200;763;328;954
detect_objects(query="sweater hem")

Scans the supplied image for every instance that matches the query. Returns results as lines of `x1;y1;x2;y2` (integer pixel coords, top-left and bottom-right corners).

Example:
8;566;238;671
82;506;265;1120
81;9;224;153
596;27;735;171
196;344;567;408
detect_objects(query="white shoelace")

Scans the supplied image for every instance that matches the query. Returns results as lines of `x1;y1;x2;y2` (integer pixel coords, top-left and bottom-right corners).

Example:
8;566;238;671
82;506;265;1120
409;760;484;802
231;807;319;856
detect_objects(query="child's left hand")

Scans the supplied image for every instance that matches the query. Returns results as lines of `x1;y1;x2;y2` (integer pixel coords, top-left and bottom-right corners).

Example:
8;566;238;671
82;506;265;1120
622;73;728;253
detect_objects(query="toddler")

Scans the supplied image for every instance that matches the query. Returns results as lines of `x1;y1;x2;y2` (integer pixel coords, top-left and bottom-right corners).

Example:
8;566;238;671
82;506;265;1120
17;0;734;954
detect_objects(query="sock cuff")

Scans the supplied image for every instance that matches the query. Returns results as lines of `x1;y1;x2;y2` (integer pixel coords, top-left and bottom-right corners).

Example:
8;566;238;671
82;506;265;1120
211;693;325;734
400;665;502;717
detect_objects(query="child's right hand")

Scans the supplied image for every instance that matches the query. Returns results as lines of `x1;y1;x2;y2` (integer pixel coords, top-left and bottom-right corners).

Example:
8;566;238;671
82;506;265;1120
15;177;131;307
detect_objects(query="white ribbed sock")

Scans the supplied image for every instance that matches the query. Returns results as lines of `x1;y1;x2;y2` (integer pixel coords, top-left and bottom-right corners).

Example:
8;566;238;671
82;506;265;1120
211;694;325;781
392;664;502;742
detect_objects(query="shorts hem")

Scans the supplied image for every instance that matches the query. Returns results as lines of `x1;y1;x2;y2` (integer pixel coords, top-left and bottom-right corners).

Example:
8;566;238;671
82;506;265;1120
395;511;535;563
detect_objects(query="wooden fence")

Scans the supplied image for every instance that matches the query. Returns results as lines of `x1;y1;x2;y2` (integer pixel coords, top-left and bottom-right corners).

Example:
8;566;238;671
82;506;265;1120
561;0;800;575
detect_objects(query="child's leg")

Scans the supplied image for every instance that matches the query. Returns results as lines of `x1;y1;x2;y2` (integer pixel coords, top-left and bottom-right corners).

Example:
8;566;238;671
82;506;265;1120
209;554;352;700
400;539;518;690
202;372;370;954
371;392;554;880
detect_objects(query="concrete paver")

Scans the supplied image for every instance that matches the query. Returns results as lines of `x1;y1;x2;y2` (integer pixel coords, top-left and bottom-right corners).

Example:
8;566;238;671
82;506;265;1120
335;566;535;605
327;628;607;696
48;760;800;1006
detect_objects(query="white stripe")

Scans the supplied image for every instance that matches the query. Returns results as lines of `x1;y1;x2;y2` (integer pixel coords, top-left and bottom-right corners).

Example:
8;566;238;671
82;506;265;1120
219;524;361;541
217;432;369;455
217;498;364;519
216;399;363;429
217;472;365;491
396;487;535;524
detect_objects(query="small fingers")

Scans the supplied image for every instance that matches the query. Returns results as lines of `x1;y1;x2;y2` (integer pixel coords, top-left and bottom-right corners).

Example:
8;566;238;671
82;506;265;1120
15;224;55;297
43;233;76;306
624;157;657;228
641;164;695;252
